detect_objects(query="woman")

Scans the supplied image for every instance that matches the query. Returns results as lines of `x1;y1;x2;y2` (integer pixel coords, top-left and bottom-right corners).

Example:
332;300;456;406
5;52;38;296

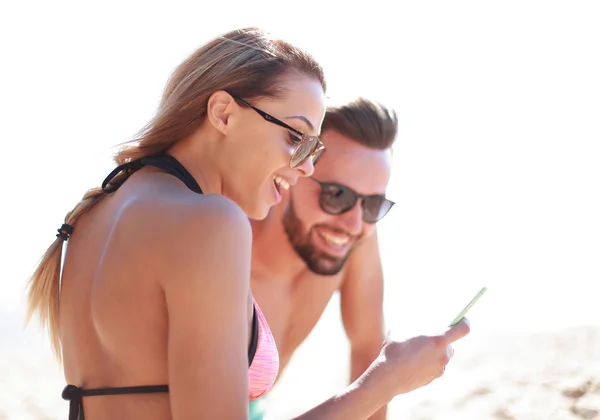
26;27;469;420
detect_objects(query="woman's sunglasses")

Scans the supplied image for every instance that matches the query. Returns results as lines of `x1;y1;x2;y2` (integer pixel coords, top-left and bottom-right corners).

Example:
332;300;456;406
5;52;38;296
230;95;325;169
310;178;395;224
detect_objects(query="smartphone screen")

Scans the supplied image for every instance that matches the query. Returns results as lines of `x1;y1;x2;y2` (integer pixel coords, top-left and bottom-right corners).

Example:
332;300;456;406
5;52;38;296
449;286;487;326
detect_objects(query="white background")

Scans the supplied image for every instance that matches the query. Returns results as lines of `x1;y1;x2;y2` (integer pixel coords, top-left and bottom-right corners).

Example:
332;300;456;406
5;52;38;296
0;1;598;418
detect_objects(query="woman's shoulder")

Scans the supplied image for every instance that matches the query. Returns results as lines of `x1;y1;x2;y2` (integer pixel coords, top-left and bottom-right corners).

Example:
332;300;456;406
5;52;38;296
117;174;249;233
119;186;251;251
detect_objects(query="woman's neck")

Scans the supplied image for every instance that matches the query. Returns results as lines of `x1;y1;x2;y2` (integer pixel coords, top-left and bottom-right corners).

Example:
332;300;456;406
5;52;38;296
166;129;224;196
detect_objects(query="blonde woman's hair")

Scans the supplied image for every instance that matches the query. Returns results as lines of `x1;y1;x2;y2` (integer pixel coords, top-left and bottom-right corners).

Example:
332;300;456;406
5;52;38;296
26;27;326;361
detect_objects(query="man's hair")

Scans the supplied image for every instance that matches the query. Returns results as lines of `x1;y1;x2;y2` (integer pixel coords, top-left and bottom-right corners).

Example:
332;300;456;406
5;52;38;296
321;98;398;150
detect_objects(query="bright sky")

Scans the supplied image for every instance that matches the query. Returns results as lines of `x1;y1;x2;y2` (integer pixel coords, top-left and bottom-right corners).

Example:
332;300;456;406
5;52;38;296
1;0;599;342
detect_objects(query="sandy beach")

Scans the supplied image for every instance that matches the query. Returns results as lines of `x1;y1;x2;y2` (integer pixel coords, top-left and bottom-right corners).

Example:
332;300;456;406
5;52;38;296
257;323;600;420
392;325;600;420
3;306;598;420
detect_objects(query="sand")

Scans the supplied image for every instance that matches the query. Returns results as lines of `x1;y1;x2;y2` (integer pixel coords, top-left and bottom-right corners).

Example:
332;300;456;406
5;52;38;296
1;318;598;420
263;324;600;420
390;325;600;420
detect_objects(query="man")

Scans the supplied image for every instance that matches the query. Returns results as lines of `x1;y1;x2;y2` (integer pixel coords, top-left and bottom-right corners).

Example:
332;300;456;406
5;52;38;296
249;97;398;419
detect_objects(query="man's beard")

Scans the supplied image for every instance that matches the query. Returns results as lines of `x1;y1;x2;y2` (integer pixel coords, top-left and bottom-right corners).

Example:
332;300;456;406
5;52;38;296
282;199;354;276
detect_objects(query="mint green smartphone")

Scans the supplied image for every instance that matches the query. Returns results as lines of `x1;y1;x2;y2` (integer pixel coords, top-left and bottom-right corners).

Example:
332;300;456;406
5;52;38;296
449;286;487;326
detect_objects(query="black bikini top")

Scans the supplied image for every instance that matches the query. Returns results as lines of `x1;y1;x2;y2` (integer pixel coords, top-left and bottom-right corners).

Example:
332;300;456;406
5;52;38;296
60;153;259;420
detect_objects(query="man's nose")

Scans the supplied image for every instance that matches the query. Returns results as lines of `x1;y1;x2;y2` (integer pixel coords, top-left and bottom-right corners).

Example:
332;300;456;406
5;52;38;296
336;201;363;236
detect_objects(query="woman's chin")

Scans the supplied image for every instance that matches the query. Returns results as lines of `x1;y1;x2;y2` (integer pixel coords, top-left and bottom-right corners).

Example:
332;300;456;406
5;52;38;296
245;203;271;221
238;181;284;220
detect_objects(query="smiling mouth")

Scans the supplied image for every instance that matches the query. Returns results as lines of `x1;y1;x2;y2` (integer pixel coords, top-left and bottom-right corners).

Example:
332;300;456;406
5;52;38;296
274;175;290;191
317;230;351;247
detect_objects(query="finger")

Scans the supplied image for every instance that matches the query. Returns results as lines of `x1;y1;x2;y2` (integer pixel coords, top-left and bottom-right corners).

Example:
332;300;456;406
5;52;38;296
443;318;470;344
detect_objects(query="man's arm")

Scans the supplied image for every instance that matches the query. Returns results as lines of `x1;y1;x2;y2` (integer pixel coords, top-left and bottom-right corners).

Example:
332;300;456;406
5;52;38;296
340;229;387;420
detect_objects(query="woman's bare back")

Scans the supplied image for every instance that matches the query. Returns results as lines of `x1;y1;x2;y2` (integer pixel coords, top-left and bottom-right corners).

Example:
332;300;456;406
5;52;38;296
58;167;254;419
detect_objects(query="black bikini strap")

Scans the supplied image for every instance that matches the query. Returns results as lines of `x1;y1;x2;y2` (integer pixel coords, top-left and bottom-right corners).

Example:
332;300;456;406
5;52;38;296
62;384;169;420
140;155;203;194
101;154;203;194
248;305;259;367
62;309;257;419
101;159;144;193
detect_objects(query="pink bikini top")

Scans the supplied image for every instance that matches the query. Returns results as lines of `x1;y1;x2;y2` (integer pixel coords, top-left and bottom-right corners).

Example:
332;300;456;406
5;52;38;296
248;300;279;399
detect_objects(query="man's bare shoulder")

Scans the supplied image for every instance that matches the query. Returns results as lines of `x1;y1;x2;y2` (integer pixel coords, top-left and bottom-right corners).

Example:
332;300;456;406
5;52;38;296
340;229;381;287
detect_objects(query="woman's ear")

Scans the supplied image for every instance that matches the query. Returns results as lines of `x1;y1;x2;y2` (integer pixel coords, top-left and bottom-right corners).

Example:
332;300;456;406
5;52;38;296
206;90;235;135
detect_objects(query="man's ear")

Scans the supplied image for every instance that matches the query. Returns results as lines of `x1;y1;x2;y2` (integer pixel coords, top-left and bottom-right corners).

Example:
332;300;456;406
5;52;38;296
206;90;235;135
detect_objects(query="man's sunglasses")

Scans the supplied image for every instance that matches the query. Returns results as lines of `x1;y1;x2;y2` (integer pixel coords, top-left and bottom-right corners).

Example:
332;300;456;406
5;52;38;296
230;95;326;169
310;178;395;224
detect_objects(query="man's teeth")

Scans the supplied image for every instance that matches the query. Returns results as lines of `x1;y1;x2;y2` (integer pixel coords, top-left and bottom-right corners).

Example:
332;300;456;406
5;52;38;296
274;176;290;190
320;232;350;246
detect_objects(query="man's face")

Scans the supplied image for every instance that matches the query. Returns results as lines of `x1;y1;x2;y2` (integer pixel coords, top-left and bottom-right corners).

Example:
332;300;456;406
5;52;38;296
282;129;393;275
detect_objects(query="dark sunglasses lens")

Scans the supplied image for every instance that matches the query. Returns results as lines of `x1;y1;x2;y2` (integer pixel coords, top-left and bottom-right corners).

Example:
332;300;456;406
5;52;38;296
320;184;357;214
362;197;394;223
